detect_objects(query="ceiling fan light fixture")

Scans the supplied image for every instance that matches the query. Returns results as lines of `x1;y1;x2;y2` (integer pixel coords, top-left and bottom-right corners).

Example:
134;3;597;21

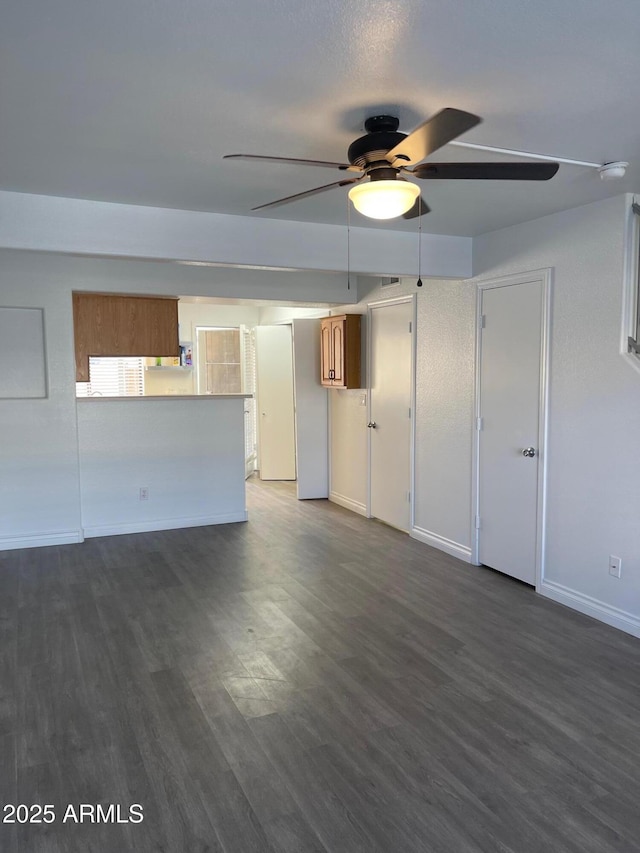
348;180;420;219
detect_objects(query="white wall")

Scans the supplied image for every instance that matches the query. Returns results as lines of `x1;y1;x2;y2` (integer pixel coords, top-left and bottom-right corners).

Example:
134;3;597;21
143;366;194;397
474;193;640;635
413;279;476;558
326;286;371;515
0;253;82;549
329;388;369;515
327;276;475;552
22;250;355;305
292;318;329;500
178;301;261;341
258;305;328;325
0;190;473;279
77;398;247;536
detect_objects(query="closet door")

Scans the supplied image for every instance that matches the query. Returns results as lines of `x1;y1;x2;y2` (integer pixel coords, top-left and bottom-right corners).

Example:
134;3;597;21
255;325;296;480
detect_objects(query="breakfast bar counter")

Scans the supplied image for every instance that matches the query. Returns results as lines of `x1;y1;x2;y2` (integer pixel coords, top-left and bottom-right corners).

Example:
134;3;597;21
76;394;251;538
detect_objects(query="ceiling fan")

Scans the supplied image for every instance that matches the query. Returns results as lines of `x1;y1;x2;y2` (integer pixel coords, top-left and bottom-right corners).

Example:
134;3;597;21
224;109;559;220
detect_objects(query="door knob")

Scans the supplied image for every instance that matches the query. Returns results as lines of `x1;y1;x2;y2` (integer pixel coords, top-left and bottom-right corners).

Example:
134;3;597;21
367;421;377;429
522;447;536;458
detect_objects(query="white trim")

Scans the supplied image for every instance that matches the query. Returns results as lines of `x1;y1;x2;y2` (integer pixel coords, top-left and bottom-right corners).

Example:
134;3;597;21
621;194;640;376
366;294;416;528
540;580;640;639
327;386;333;496
366;294;417;309
329;492;368;517
83;511;247;539
0;529;84;551
366;307;372;518
409;297;417;532
411;526;472;562
471;268;552;592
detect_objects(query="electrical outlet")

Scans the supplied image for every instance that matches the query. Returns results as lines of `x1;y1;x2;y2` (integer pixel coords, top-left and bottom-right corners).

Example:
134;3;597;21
609;555;622;578
139;487;149;501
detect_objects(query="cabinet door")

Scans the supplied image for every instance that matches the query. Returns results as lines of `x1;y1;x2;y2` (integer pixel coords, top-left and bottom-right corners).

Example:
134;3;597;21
331;319;345;386
73;293;179;381
320;319;334;385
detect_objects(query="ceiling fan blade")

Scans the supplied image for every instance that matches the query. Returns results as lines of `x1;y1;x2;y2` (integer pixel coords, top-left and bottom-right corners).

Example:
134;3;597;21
224;154;362;172
402;197;431;220
386;108;482;168
412;162;559;180
251;177;363;211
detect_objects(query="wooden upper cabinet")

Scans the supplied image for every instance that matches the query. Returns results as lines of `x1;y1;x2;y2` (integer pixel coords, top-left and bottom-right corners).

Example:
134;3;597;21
73;293;180;382
320;314;361;389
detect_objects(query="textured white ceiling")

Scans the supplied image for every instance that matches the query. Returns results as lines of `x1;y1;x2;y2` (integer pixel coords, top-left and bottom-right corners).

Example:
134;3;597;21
1;0;639;236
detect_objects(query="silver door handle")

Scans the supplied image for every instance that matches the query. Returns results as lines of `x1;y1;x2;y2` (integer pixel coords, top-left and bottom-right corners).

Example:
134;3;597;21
522;447;536;458
367;422;377;429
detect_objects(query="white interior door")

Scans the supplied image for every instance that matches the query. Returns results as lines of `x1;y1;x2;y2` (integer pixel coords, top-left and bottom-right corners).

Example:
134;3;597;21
477;277;546;584
255;325;296;480
292;318;328;499
242;328;257;479
369;299;413;532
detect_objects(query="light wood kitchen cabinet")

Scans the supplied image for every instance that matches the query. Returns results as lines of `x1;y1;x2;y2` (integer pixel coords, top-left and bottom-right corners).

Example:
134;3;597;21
320;314;361;389
73;293;180;381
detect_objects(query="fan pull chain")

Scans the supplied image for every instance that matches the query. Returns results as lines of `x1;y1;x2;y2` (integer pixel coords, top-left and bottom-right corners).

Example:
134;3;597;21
416;196;423;288
347;196;351;291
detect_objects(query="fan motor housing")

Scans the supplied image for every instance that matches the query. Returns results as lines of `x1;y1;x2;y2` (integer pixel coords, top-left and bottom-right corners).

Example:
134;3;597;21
347;115;406;169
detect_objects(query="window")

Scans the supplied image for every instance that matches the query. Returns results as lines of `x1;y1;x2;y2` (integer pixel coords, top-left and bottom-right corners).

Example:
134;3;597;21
76;357;144;397
199;328;242;394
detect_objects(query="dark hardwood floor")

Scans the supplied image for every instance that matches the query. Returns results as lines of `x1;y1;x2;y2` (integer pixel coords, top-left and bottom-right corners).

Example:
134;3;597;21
1;478;640;852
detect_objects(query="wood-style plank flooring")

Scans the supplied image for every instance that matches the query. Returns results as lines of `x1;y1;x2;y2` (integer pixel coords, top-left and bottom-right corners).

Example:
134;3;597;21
1;478;640;852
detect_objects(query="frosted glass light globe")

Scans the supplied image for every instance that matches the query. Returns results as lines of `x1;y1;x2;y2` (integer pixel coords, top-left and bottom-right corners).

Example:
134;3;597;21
348;180;420;219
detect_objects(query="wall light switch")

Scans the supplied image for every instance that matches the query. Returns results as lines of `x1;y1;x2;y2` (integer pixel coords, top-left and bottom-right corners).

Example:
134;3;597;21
359;393;367;406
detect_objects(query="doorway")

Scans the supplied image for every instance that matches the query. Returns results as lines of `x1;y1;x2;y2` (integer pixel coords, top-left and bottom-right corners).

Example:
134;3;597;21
196;325;257;478
473;270;550;586
368;297;415;532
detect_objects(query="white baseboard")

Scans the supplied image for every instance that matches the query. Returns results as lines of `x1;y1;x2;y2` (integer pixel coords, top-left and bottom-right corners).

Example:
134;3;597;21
83;510;248;539
329;492;368;517
540;579;640;639
411;526;472;563
0;529;84;552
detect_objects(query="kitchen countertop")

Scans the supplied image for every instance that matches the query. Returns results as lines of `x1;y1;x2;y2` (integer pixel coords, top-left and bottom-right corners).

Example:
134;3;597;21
76;394;252;402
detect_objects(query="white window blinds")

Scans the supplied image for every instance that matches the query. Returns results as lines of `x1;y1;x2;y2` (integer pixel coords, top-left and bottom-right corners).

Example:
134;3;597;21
76;357;145;397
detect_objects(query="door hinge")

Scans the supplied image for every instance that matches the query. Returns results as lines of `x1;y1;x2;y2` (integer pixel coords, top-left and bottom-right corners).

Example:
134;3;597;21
408;407;411;419
409;321;412;333
476;416;483;431
407;491;411;502
481;314;486;329
475;515;481;529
